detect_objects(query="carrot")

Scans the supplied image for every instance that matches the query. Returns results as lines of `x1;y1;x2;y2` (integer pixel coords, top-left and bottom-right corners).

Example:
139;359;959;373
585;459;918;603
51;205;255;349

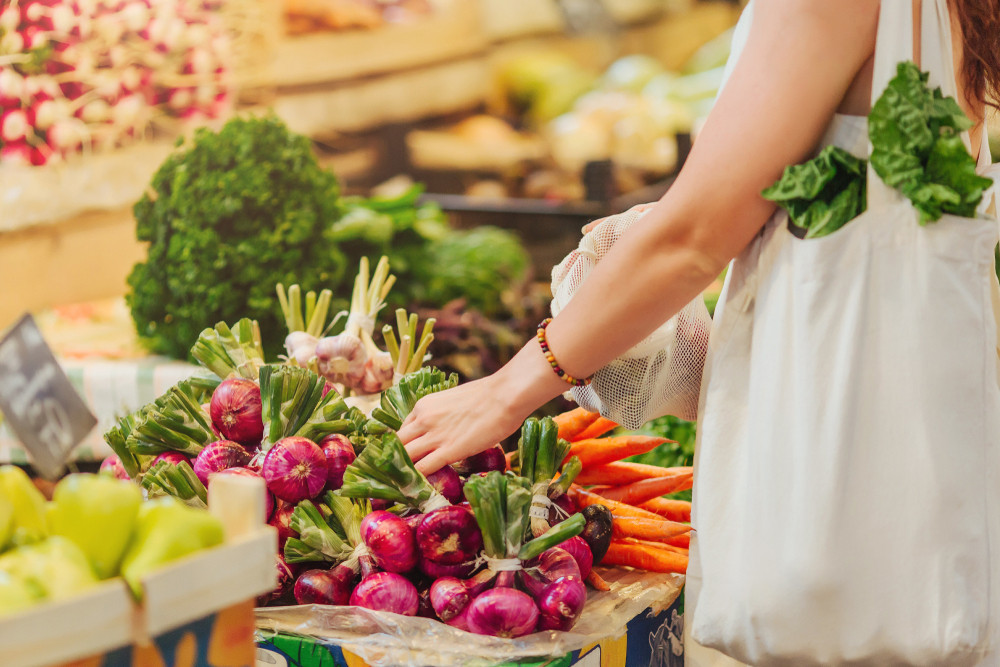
614;537;688;555
666;532;690;549
504;450;517;471
585;569;611;591
611;515;691;542
567;485;666;522
639;497;692;523
572;416;619;442
553;408;600;442
593;472;694;506
566;436;670;468
603;541;688;573
575;462;693;486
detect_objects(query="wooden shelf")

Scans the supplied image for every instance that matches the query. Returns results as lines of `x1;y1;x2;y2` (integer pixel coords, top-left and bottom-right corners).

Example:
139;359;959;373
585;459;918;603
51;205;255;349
262;0;487;89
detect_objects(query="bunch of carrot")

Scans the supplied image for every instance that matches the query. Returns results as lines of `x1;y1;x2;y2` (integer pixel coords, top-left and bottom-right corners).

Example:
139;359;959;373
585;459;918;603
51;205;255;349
554;407;692;575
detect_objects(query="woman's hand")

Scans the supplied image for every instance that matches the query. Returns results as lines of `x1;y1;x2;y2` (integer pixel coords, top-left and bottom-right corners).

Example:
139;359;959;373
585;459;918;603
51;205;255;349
399;341;568;475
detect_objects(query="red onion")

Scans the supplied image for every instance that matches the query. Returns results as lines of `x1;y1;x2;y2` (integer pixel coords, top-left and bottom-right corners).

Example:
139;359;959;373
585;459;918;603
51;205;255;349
192;440;251;486
99;455;129;481
370;498;393;511
452;445;507;476
319;434;355;491
418;557;476;580
258;555;296;606
445;606;471;631
216;466;274;519
262;437;328;503
417;587;436;619
466;588;539;638
557;536;593;579
549;494;577;524
537;577;587;632
152;451;190;467
537;547;582;583
209;378;264;446
360;511;418;574
416;506;482;565
269;500;297;551
404;513;424;533
293;565;355;606
429;576;470;622
426;465;463;504
350;572;419;616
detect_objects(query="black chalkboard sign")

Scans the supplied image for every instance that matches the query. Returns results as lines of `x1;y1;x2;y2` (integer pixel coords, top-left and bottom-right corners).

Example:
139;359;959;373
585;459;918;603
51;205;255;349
0;314;97;479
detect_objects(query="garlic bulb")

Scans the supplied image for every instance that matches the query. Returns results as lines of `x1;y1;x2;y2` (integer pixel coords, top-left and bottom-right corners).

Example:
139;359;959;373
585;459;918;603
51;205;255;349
315;334;367;385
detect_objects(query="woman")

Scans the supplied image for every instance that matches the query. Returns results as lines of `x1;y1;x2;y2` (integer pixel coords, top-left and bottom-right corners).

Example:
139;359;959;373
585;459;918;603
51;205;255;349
400;1;1000;665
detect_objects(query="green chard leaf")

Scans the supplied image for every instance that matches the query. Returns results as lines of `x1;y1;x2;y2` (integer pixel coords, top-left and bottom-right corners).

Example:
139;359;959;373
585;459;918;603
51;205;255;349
869;61;990;223
762;145;866;238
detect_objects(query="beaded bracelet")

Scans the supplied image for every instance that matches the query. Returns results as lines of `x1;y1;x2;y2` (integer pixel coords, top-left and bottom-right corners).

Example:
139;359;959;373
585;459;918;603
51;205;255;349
536;318;593;387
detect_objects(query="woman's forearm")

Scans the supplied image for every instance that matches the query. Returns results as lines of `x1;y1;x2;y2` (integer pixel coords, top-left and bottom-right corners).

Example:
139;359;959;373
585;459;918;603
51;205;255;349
493;196;730;419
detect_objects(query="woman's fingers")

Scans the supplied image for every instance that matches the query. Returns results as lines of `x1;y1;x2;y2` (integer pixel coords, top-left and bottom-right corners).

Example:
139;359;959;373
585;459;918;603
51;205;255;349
415;447;455;476
403;433;436;463
396;415;424;445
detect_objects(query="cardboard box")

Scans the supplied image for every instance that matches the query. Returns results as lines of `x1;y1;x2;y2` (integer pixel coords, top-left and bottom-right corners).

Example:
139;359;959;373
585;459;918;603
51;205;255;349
255;593;685;667
0;528;277;667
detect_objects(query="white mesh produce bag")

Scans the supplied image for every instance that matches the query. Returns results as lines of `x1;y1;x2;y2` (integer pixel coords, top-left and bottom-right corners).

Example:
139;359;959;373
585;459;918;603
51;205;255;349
550;206;712;428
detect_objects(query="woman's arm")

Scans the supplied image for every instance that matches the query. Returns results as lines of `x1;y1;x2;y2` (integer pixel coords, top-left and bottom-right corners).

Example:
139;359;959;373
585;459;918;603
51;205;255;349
401;0;879;474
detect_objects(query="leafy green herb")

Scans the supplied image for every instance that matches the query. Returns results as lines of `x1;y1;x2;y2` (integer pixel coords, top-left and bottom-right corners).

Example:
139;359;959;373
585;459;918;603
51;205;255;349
128;116;347;360
762;145;867;238
763;62;991;234
870;62;992;222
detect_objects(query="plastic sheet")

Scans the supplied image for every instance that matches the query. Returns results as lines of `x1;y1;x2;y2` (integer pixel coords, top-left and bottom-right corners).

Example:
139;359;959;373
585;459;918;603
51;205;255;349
255;567;683;667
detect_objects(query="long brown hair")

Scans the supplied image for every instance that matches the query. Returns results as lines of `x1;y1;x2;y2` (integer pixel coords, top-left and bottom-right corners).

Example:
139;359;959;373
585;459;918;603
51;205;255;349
951;0;1000;110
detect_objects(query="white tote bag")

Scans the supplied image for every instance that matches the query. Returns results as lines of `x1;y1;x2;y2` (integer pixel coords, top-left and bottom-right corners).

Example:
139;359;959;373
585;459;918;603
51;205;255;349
687;1;1000;666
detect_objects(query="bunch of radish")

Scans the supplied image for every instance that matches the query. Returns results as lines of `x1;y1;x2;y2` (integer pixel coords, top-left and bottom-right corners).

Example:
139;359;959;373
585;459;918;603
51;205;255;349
0;0;231;166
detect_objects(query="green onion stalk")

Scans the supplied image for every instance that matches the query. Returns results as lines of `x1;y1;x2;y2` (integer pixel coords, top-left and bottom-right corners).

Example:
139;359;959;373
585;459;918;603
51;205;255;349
518;417;580;537
258;364;351;452
191;319;266;381
464;471;585;588
140;460;208;509
337;432;451;513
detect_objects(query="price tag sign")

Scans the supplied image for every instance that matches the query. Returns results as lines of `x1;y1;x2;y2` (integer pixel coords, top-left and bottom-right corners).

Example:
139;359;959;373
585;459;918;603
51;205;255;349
0;314;97;479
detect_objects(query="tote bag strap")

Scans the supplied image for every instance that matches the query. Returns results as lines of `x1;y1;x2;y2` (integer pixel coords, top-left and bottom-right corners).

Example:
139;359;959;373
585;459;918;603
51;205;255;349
867;0;978;211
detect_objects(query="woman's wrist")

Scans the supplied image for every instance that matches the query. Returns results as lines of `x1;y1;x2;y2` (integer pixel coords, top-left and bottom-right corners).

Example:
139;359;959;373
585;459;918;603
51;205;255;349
492;338;570;421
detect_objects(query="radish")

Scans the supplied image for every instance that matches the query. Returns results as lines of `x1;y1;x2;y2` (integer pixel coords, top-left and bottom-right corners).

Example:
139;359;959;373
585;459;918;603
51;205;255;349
209;378;264;446
350;571;418;616
0;31;25;55
1;110;28;142
0;141;32;165
0;8;19;32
